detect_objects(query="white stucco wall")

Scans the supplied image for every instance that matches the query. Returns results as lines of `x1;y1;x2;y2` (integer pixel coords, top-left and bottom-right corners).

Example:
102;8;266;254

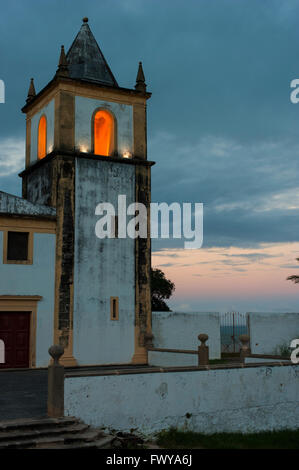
30;99;55;164
149;312;221;366
73;158;135;365
245;357;291;364
0;231;56;366
65;364;299;435
75;96;133;156
249;312;299;355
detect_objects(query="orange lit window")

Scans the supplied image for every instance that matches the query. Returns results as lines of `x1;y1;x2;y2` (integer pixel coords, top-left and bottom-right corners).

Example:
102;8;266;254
38;115;47;160
94;110;114;156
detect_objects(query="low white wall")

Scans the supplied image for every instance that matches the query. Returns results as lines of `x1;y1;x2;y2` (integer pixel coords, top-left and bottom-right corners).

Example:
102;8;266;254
245;357;291;364
249;312;299;355
149;312;221;366
65;364;299;435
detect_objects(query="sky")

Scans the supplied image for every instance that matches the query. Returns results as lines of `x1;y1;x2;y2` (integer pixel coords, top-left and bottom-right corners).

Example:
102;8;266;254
1;0;299;312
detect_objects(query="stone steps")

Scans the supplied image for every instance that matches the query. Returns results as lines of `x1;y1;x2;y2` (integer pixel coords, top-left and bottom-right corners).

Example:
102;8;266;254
39;435;116;450
0;422;89;442
0;416;77;432
0;416;119;449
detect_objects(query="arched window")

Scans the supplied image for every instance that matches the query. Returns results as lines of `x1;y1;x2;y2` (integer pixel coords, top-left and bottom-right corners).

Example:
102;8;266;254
37;115;47;160
94;110;115;156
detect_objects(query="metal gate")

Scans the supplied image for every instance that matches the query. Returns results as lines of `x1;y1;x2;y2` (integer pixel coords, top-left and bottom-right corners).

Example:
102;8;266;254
220;312;249;353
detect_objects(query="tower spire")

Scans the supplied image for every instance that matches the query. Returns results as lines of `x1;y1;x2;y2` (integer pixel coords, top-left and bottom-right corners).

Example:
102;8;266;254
65;18;118;86
56;45;69;78
26;78;36;103
135;61;146;92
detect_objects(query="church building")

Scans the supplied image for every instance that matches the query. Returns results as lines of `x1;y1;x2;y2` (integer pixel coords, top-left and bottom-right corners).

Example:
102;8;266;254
0;18;154;368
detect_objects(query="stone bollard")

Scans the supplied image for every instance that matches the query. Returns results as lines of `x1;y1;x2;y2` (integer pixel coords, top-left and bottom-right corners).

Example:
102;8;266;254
239;334;251;363
198;334;209;366
47;345;64;418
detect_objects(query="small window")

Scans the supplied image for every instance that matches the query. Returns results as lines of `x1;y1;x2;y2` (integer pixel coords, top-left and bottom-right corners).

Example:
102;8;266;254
110;297;119;321
38;115;47;160
4;231;33;264
94;110;115;157
111;215;119;238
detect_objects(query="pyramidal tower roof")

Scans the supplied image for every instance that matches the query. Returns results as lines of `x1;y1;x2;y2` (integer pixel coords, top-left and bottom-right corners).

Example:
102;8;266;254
66;17;118;87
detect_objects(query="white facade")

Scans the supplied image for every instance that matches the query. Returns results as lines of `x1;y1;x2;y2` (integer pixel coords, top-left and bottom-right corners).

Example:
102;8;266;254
0;230;56;366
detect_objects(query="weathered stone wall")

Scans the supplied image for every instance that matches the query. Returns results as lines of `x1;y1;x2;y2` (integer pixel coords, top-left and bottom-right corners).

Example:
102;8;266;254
65;364;299;435
249;312;299;355
24;159;54;206
73;157;135;365
149;311;221;365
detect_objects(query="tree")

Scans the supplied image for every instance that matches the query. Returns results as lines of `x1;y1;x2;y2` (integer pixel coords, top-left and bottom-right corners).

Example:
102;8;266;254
151;268;175;311
287;258;299;284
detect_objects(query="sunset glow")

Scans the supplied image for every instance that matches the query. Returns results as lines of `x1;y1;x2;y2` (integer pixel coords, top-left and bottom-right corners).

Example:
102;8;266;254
152;242;299;312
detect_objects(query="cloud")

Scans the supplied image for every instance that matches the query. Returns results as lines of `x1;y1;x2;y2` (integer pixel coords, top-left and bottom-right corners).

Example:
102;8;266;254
0;138;25;177
280;264;299;269
151;133;299;248
153;242;299;312
222;253;278;262
158;263;176;267
1;0;299;253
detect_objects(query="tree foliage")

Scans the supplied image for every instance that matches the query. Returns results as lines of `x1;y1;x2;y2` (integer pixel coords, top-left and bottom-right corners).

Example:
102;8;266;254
151;268;175;311
287;258;299;284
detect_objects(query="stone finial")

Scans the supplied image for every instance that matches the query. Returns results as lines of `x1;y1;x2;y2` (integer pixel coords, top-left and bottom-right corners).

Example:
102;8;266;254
83;17;89;23
198;333;209;366
56;45;69;78
198;333;209;345
26;78;36;103
135;61;146;92
48;344;64;365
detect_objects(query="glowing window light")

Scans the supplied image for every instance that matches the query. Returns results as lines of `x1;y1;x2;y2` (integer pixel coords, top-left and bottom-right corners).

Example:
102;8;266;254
94;110;114;157
38;115;47;160
123;151;132;159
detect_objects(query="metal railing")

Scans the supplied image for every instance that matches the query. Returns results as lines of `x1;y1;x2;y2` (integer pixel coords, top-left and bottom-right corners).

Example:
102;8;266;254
221;312;249;353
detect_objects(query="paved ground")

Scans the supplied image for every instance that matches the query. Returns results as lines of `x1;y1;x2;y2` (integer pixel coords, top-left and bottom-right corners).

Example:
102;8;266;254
0;370;48;421
0;365;149;421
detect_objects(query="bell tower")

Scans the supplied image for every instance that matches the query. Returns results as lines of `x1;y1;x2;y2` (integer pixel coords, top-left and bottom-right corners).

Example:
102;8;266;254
20;18;153;366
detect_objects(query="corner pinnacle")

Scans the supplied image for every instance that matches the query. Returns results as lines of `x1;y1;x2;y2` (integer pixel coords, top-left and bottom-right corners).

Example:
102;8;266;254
26;78;36;103
135;61;146;92
56;45;69;78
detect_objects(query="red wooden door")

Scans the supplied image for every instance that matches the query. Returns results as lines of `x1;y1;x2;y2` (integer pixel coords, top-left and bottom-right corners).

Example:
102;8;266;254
0;312;30;368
